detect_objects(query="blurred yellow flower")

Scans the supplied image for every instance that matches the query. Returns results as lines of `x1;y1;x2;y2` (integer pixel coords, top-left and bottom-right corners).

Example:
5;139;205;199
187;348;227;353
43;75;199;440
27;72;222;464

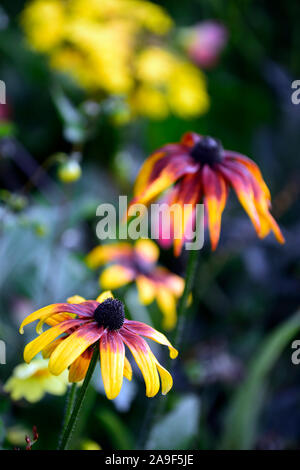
21;0;209;120
21;0;65;52
4;358;68;403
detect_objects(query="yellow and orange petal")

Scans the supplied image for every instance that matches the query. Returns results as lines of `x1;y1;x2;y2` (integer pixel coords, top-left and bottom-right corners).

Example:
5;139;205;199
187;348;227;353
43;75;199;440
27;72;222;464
202;165;227;250
100;330;125;399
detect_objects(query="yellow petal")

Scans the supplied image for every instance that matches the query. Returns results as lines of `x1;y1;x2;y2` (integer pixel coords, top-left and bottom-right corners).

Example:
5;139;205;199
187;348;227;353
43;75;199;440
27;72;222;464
42;338;64;358
19;304;65;334
24;319;80;364
96;290;114;303
154;358;173;395
136;275;156;305
121;331;160;397
124;356;132;381
134;239;159;264
86;243;132;269
100;265;135;290
49;324;102;376
67;295;86;304
156;287;177;330
100;331;125;399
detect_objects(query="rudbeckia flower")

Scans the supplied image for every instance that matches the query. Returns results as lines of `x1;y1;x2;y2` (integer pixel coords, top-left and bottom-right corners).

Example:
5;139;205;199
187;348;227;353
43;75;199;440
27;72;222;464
129;132;285;256
19;292;177;400
4;358;68;403
86;239;184;329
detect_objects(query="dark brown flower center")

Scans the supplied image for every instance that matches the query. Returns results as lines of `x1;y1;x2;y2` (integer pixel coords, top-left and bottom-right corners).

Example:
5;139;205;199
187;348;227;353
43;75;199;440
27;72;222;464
190;136;223;166
94;298;125;330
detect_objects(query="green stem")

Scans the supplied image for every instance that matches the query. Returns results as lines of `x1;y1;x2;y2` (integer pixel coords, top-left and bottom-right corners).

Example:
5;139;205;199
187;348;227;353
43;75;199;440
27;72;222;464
58;383;78;447
58;346;98;450
173;248;199;350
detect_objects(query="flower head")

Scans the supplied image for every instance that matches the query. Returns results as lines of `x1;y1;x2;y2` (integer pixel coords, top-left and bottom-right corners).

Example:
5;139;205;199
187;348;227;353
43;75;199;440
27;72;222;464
4;358;68;403
19;292;178;399
86;239;184;329
129;132;285;256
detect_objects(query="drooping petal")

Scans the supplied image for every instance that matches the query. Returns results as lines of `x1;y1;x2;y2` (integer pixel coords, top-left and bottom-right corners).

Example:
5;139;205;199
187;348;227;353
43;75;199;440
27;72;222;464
120;329;160;397
19;302;96;334
48;323;103;376
86;243;133;269
24;319;82;363
99;264;136;290
45;313;76;329
224;151;271;201
69;348;93;383
123;320;178;359
124;356;132;381
154;358;173;395
156;286;177;330
171;171;202;256
219;161;261;234
134;239;159;264
96;290;114;303
251;178;285;244
100;330;125;399
136;275;156;305
202;165;228;250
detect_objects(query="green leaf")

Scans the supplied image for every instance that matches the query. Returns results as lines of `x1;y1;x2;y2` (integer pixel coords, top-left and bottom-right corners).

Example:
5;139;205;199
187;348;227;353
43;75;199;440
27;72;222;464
220;310;300;450
146;394;201;450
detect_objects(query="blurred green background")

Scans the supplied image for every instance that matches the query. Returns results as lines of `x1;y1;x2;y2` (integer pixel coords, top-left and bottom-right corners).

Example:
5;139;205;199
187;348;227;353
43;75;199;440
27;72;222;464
0;0;300;450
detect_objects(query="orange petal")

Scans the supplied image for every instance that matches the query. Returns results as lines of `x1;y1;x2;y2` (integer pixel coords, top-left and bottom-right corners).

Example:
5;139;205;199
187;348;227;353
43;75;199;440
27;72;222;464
202;166;228;250
69;349;93;383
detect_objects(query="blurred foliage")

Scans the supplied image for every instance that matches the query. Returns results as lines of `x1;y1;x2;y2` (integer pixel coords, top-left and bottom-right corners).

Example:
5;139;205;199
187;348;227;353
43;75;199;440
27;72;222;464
0;0;300;451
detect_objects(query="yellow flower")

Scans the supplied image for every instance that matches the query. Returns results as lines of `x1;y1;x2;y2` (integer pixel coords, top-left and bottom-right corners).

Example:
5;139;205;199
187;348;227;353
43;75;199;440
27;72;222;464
168;63;210;118
20;0;209;120
4;358;68;403
130;86;169;120
136;47;175;85
19;291;178;400
21;0;65;52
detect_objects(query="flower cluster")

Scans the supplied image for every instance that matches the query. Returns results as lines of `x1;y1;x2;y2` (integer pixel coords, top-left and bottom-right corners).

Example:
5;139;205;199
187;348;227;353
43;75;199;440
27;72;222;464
21;0;209;120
